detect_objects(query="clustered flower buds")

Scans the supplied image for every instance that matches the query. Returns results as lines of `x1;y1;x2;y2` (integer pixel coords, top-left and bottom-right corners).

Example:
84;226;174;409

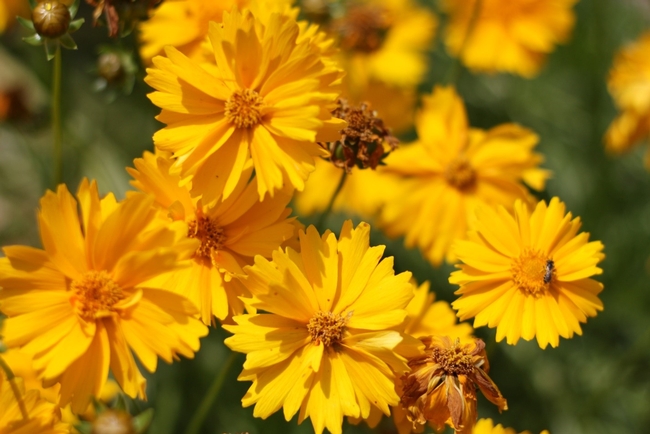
319;98;398;172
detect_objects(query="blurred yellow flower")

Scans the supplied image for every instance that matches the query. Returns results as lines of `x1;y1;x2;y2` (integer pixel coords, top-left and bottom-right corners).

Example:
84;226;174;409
399;337;507;434
0;180;208;413
0;370;69;433
379;86;549;266
605;31;650;166
473;418;550;434
146;8;345;203
138;0;292;63
293;158;399;218
128;151;296;324
443;0;577;77
334;0;437;88
450;198;605;349
404;281;474;341
224;221;416;434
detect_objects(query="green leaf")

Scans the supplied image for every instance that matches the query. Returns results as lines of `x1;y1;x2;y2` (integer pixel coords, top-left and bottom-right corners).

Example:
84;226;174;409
73;421;93;434
27;0;37;9
68;18;84;33
133;408;154;434
114;393;128;412
69;0;80;18
16;16;35;31
59;33;78;50
22;33;42;46
44;39;58;61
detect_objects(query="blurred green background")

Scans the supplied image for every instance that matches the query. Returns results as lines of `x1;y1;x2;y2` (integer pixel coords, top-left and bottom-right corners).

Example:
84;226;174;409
2;0;650;433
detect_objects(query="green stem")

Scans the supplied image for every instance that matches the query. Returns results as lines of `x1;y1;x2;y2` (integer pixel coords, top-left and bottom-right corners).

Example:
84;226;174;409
444;0;483;85
0;355;29;421
317;171;347;229
184;351;238;434
52;44;62;187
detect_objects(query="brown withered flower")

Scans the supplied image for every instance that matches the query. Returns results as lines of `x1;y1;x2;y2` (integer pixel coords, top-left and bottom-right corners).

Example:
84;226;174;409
86;0;162;37
399;336;507;434
319;98;398;172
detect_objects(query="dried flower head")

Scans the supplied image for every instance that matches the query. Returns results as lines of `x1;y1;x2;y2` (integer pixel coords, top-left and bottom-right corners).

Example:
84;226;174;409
399;336;507;434
86;0;161;37
319;98;398;171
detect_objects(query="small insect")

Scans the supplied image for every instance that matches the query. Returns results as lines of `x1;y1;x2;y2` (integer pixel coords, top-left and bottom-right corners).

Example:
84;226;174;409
543;259;554;284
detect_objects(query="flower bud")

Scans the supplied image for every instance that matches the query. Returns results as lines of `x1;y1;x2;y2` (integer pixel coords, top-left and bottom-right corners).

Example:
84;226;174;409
91;410;135;434
97;52;125;84
32;1;71;38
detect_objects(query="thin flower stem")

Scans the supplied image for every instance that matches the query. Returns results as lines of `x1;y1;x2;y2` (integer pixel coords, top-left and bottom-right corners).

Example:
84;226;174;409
444;0;483;85
0;355;29;421
52;44;63;187
317;171;347;229
184;351;238;434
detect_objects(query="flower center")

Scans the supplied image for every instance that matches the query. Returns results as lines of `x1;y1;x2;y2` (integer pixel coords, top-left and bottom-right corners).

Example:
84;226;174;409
334;5;391;53
188;216;225;266
70;271;125;321
224;89;264;129
511;248;553;296
307;311;349;348
430;339;475;376
445;156;476;191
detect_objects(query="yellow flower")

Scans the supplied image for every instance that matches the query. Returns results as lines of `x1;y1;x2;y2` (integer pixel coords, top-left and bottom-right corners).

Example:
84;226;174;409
605;31;650;166
404;281;474;341
128;151;296;324
224;221;416;434
138;0;292;64
450;197;605;349
399;337;507;434
145;8;345;203
473;418;550;434
442;0;577;77
334;0;437;88
379;85;549;266
0;180;208;413
0;371;70;433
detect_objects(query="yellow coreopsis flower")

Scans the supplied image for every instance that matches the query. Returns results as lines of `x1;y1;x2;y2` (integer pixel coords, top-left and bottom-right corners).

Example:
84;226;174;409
145;8;345;203
473;418;550;434
0;372;69;433
138;0;292;63
442;0;577;77
450;198;605;349
333;0;437;88
605;31;650;166
128;151;296;324
379;85;549;266
0;180;208;413
399;337;507;434
224;221;416;434
0;0;29;34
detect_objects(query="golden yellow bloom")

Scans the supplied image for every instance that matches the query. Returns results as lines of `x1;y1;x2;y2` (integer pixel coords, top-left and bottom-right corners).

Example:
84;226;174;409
128;151;296;324
224;221;416;434
605;31;650;166
400;337;507;434
0;180;208;413
334;0;437;88
145;8;345;203
0;371;69;433
379;86;549;266
138;0;292;63
450;198;605;349
473;418;550;434
443;0;577;77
